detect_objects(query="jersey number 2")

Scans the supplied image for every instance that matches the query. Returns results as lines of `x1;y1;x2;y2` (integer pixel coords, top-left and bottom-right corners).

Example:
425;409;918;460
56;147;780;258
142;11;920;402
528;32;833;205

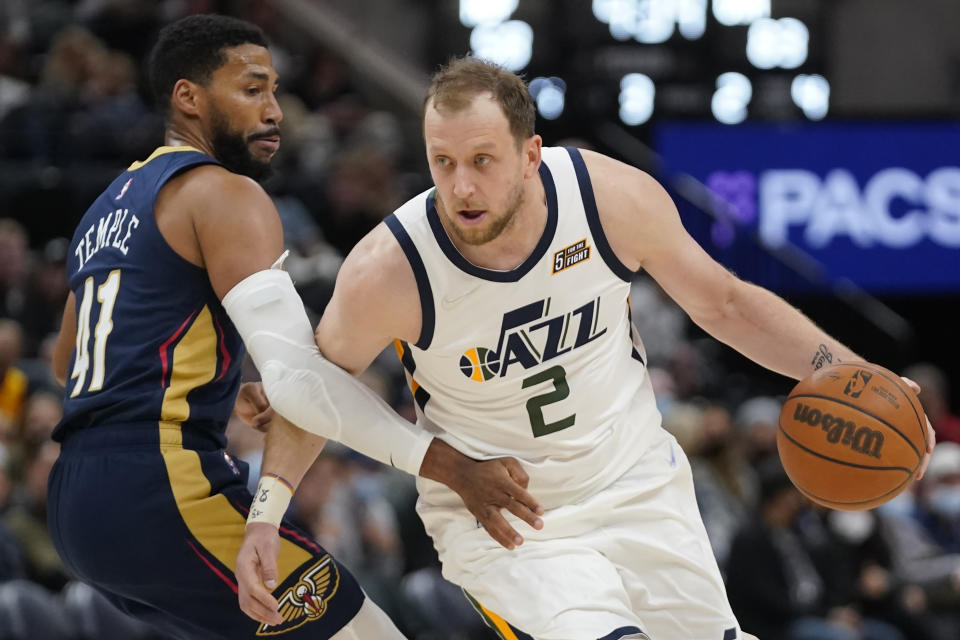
522;365;575;437
70;270;121;397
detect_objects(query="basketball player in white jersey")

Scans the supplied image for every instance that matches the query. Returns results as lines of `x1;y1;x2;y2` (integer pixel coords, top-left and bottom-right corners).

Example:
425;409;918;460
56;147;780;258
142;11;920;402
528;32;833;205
235;57;935;640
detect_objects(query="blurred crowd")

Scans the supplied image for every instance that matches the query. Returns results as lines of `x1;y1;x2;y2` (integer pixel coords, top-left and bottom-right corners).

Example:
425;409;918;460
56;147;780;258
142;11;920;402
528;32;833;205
3;2;960;640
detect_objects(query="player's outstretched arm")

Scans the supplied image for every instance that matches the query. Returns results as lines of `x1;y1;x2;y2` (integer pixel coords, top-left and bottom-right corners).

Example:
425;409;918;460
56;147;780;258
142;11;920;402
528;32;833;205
584;149;934;473
584;149;861;381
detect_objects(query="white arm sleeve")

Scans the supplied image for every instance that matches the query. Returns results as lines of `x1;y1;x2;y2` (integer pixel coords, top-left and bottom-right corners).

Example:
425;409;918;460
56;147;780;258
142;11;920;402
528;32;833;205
221;268;433;475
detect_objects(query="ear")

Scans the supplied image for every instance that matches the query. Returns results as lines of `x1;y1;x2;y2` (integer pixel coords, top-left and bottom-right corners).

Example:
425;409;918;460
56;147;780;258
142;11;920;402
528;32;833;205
171;79;204;118
523;135;542;180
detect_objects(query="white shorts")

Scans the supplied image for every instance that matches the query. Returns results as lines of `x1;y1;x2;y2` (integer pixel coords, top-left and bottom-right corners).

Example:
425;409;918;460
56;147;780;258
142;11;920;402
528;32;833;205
417;428;746;640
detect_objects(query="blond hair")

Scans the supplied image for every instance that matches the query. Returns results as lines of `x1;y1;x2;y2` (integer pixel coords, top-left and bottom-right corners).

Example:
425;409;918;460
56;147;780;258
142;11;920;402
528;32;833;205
424;56;535;146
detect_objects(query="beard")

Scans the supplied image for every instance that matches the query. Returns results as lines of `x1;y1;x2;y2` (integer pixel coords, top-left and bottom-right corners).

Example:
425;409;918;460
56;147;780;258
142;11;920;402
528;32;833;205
442;177;525;246
209;105;275;183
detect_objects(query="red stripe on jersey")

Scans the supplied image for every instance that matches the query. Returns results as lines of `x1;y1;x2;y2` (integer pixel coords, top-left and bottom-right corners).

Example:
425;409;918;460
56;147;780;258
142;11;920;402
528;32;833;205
212;312;231;381
186;539;238;594
158;310;199;387
279;525;323;555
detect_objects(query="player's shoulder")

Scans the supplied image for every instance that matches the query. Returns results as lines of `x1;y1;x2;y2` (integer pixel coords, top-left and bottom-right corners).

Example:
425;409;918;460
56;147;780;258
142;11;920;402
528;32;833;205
578;148;660;197
160;164;274;222
579;148;675;221
576;149;680;270
339;222;415;294
170;164;266;202
330;221;422;341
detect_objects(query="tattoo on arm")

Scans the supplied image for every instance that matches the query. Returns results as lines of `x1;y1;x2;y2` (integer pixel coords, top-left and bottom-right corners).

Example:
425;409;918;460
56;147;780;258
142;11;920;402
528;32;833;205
811;344;834;370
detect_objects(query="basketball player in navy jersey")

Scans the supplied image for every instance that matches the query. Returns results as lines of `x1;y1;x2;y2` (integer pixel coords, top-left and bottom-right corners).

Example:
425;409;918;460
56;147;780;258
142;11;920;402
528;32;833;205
236;57;937;640
48;16;541;639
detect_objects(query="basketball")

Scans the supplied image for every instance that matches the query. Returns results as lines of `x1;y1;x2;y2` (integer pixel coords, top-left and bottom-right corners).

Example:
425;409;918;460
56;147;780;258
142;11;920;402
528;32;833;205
777;362;928;510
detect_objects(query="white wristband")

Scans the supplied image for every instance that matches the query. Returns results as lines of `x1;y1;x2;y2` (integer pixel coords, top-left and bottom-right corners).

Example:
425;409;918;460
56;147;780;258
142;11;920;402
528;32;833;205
247;474;294;528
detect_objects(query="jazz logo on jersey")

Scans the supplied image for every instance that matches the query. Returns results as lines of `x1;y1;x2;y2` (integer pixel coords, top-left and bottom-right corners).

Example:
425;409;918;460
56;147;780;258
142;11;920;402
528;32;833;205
552;238;591;274
460;296;607;381
256;556;341;636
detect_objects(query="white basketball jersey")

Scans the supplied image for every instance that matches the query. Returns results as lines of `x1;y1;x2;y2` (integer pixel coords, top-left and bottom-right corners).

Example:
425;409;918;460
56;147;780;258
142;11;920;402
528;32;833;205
386;147;663;508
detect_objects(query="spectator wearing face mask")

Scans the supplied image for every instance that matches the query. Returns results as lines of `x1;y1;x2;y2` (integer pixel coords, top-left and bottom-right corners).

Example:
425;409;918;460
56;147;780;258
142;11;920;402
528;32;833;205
918;442;960;553
806;508;937;640
876;443;960;640
726;460;907;640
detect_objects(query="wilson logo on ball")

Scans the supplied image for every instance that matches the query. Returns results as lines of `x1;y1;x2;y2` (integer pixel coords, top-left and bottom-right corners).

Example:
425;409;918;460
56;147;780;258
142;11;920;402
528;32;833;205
793;403;885;459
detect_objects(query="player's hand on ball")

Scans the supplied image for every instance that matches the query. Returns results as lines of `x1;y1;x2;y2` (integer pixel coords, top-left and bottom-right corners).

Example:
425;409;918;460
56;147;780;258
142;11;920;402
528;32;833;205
451;456;545;550
235;382;274;432
236;522;284;626
900;376;936;480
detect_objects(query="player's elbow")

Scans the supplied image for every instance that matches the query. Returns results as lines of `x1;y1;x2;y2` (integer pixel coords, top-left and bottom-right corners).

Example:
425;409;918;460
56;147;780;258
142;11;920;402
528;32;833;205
688;272;743;333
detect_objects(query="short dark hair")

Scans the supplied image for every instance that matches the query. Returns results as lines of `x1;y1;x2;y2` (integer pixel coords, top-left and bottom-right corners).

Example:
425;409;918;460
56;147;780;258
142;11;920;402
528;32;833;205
425;56;536;146
148;14;268;117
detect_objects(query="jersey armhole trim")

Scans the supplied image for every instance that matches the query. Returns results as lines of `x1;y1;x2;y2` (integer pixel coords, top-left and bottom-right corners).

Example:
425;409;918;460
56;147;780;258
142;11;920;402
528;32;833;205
565;147;635;282
384;214;435;350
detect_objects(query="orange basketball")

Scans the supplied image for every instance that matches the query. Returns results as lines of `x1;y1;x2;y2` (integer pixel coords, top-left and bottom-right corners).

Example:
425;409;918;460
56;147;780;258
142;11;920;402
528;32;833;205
777;362;928;510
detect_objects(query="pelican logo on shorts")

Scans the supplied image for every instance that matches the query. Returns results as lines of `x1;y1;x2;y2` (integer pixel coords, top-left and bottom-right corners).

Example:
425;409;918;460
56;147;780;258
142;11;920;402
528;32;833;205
793;403;884;459
552;238;591;274
256;556;340;636
843;369;873;398
459;297;607;381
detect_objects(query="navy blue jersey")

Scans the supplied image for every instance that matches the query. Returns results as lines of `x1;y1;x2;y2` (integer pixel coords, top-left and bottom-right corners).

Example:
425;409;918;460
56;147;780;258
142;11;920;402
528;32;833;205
55;146;244;444
48;146;370;640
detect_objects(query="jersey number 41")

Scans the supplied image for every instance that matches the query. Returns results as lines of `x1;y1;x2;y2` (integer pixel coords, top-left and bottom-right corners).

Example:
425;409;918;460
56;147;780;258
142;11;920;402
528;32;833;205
70;270;121;397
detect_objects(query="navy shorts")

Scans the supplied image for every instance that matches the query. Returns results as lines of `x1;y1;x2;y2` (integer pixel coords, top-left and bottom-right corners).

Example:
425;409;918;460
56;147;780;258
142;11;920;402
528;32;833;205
48;422;366;639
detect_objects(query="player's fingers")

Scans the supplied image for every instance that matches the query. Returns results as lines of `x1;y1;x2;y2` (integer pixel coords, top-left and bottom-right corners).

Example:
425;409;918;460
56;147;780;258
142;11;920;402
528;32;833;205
479;508;523;550
500;457;529;489
505;496;544;531
500;482;543;516
251;568;283;624
900;376;921;394
252;408;275;432
915;417;936;481
236;552;282;624
257;544;279;591
240;587;282;626
255;382;270;408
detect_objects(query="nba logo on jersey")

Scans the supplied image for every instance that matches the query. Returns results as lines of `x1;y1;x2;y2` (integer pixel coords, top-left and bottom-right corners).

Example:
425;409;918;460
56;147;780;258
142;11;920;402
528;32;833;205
115;177;133;200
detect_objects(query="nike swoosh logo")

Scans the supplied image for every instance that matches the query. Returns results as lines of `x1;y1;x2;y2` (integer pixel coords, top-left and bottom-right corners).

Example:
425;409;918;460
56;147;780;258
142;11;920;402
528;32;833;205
441;285;481;310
